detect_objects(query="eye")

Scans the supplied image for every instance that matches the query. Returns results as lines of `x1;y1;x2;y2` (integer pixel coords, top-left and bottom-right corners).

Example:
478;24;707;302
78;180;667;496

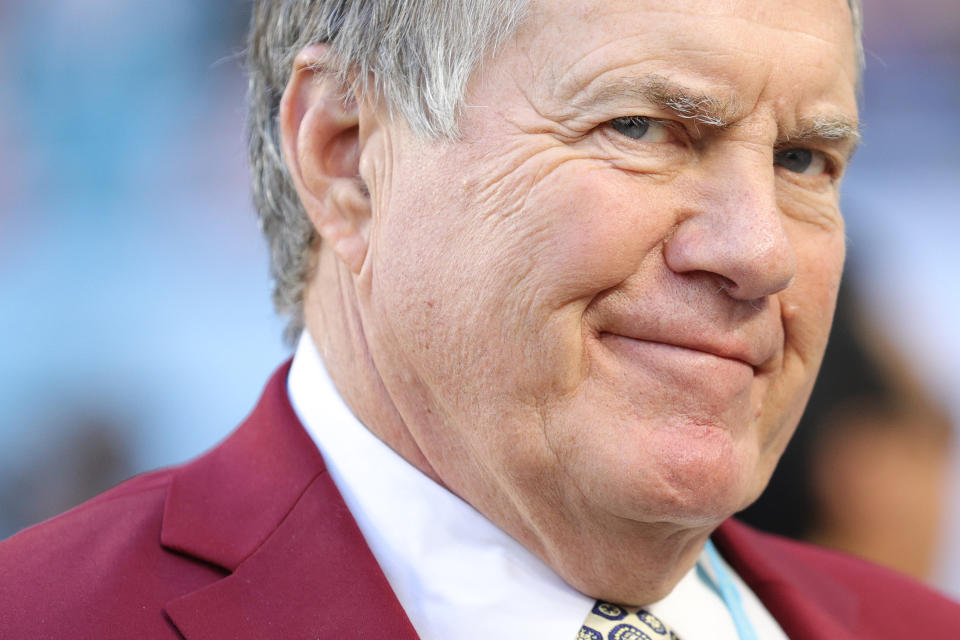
608;116;671;143
774;148;829;176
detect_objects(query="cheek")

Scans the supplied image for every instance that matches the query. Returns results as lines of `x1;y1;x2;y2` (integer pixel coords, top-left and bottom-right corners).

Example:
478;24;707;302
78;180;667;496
511;164;675;306
480;164;682;398
367;150;682;413
783;226;845;360
756;225;844;452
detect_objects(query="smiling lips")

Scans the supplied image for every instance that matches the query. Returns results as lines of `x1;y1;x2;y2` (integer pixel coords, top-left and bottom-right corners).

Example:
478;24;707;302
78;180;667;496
597;329;779;373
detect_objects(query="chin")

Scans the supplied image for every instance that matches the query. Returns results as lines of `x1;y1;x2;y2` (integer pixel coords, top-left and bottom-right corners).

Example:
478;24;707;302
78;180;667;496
586;418;764;527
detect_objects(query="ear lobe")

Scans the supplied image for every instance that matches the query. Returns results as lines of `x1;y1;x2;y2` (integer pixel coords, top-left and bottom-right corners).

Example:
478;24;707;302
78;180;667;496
280;44;369;274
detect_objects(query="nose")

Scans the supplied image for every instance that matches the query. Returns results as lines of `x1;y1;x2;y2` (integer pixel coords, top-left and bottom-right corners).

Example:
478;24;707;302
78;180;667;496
663;155;797;301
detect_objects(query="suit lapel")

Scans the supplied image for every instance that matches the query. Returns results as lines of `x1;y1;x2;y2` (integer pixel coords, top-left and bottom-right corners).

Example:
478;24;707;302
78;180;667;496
160;363;419;639
713;519;860;640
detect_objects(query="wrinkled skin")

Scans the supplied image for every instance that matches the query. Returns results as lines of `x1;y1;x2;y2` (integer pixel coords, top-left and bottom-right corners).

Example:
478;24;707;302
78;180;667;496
288;0;859;605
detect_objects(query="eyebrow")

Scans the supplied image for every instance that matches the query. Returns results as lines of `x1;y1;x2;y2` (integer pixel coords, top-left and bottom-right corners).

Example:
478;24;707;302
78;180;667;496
574;73;740;127
780;115;861;159
572;73;861;156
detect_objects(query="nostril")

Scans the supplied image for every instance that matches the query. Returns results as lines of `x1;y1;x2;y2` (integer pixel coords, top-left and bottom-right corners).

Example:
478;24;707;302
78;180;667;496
713;275;737;294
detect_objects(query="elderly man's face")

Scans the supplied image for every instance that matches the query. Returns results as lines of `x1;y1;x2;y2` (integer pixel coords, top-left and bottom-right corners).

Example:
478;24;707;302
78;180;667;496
351;0;857;598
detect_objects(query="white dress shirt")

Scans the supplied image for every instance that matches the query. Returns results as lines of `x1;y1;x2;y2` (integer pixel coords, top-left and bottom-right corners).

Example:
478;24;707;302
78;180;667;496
288;332;788;640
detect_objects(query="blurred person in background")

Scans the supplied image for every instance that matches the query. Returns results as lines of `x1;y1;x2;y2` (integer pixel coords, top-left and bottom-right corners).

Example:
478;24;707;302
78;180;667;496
2;1;959;639
809;398;952;580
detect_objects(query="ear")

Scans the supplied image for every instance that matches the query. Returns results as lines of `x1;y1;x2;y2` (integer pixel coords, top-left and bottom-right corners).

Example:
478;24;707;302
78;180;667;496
280;44;369;274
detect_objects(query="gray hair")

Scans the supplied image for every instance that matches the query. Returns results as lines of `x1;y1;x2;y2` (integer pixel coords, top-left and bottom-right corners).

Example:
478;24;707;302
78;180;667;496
246;0;864;344
247;0;529;343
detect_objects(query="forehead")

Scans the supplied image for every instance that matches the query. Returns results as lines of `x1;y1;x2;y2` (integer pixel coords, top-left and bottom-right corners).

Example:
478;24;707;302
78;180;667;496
510;0;858;123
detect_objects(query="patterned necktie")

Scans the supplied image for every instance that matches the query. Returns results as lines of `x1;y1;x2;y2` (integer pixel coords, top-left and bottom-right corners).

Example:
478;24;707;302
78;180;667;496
578;600;681;640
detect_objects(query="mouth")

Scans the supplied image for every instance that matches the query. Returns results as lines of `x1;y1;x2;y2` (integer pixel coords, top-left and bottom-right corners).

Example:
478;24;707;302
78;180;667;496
593;331;763;437
597;332;767;373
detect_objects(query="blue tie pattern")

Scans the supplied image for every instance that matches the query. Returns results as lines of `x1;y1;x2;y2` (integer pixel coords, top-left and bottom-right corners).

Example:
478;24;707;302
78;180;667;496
578;600;681;640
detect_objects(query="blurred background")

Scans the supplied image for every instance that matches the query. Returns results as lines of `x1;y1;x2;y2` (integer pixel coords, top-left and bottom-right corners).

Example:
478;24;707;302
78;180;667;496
1;0;958;600
0;0;288;536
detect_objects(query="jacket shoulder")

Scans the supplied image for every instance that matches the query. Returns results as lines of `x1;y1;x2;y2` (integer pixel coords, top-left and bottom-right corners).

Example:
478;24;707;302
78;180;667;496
0;468;225;639
718;519;960;636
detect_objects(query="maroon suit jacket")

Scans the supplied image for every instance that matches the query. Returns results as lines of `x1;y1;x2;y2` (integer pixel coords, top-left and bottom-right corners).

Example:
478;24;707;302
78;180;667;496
2;363;959;639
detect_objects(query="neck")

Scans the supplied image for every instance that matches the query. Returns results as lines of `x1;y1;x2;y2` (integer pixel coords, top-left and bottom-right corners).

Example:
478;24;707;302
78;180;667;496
305;249;440;484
